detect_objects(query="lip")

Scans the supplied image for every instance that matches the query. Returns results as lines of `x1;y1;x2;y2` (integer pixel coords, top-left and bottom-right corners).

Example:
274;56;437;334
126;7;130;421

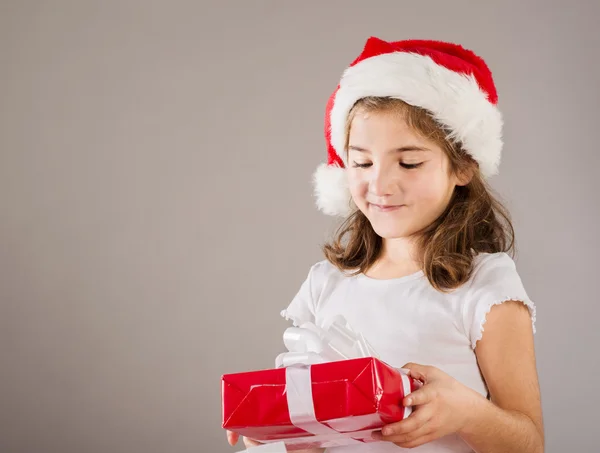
369;203;405;212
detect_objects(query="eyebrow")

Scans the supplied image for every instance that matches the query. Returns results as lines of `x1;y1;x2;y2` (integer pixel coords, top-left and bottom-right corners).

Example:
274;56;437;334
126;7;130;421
348;145;430;153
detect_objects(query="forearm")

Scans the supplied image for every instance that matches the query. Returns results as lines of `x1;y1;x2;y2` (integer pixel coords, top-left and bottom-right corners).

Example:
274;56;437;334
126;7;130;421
459;398;544;453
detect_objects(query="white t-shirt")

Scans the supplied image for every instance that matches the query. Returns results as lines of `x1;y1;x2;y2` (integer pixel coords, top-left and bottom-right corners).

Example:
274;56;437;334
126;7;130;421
281;252;536;453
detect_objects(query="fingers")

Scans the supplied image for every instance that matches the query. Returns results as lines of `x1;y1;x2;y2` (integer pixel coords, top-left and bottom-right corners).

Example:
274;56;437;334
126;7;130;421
373;407;435;444
226;431;263;449
401;362;433;383
243;437;263;448
394;429;437;449
403;385;436;407
226;430;239;446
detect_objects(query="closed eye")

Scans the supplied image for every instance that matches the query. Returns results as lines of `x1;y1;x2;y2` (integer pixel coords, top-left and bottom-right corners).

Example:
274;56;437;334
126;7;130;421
400;162;423;169
352;162;372;168
351;161;424;169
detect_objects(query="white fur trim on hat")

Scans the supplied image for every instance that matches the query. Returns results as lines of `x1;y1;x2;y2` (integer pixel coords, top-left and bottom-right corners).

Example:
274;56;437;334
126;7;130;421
330;52;503;178
313;163;353;217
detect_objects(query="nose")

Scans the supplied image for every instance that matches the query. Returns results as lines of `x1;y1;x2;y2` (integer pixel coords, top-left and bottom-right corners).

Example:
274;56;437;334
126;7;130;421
368;164;396;197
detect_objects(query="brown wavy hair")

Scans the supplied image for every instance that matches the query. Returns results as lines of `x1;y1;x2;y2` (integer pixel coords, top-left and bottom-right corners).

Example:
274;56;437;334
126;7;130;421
322;97;515;292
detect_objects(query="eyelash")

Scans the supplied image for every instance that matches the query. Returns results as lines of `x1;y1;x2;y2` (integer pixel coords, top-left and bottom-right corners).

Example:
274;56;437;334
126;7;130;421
352;162;424;169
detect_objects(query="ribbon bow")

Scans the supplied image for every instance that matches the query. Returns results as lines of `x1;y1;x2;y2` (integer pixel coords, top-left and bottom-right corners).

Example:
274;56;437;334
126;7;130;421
275;314;380;368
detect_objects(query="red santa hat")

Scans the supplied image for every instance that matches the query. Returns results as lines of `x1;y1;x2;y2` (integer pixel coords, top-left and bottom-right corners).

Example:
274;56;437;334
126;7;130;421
313;37;503;216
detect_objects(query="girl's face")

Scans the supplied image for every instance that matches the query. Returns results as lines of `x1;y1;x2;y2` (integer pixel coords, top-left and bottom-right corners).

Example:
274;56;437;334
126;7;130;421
347;109;466;240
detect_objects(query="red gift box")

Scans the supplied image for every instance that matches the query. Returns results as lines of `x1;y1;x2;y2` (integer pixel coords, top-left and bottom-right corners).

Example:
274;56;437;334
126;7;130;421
222;357;418;450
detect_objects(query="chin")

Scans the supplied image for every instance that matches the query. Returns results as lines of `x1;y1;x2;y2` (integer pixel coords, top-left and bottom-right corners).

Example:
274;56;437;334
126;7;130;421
369;222;412;239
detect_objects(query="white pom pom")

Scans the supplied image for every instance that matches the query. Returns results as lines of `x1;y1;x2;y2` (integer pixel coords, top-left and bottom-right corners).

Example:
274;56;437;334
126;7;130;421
312;163;353;217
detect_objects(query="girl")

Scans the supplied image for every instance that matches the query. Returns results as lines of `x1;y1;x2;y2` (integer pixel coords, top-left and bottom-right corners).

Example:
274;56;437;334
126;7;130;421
228;37;543;452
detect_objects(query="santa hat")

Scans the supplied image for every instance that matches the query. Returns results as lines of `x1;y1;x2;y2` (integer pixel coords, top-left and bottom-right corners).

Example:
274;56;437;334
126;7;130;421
313;37;503;217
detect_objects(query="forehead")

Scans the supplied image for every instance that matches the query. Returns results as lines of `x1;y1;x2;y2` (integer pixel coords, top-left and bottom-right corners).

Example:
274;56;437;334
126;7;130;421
348;110;438;150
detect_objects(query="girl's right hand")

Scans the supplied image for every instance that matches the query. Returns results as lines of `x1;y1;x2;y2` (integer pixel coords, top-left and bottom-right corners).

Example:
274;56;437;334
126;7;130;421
226;430;239;446
226;431;262;449
225;430;325;453
226;430;255;447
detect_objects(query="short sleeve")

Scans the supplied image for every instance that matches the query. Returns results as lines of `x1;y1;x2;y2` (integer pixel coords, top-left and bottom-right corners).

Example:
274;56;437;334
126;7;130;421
280;262;322;327
462;253;537;349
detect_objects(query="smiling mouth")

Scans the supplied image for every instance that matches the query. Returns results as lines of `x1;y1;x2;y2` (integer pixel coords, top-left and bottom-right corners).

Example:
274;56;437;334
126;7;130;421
369;203;405;212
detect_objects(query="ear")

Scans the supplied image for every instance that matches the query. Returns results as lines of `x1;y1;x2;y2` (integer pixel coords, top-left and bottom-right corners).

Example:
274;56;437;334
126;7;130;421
455;162;477;186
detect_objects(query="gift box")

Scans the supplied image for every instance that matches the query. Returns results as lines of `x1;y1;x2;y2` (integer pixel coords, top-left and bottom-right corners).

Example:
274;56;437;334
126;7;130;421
222;356;418;450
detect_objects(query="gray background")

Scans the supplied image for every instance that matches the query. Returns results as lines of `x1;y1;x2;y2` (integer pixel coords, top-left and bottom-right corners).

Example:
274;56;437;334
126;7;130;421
1;1;598;452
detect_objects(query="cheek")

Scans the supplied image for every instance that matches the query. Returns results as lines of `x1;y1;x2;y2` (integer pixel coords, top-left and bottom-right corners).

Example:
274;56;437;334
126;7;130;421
409;171;452;205
347;170;368;197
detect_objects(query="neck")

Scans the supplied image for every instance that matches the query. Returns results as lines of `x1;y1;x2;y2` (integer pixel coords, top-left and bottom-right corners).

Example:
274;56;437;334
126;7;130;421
364;236;422;279
380;236;420;265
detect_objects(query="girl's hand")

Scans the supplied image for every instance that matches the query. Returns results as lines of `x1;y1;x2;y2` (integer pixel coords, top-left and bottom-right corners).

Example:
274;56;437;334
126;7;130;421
372;363;486;449
226;430;325;453
226;430;262;449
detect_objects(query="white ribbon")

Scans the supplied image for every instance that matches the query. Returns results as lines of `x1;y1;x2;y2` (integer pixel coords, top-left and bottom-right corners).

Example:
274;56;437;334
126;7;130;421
286;366;333;434
285;365;362;447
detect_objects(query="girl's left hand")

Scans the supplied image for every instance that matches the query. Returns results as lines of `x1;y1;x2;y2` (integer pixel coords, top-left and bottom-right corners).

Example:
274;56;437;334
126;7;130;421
372;363;486;449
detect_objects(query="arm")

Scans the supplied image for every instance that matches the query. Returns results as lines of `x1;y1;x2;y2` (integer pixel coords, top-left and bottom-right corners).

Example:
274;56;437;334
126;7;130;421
458;300;544;453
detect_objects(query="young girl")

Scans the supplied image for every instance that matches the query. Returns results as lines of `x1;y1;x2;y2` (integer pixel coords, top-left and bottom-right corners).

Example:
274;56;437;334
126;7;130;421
228;37;543;452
